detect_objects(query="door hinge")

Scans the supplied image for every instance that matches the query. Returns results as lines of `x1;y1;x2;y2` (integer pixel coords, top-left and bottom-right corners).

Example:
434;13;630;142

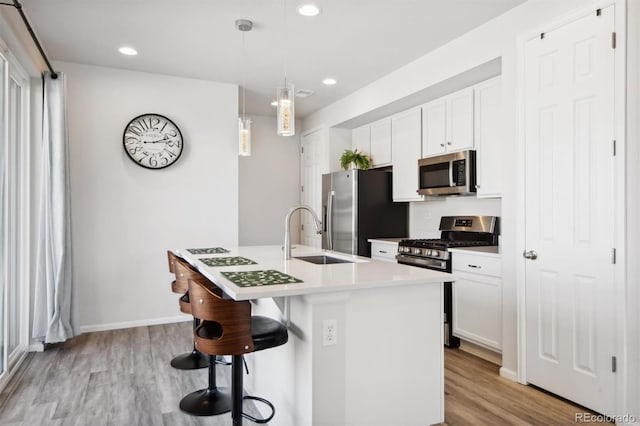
301;185;304;192
612;356;617;372
540;32;545;40
596;8;602;16
301;146;304;154
612;248;617;264
612;32;617;49
613;140;616;156
301;224;304;232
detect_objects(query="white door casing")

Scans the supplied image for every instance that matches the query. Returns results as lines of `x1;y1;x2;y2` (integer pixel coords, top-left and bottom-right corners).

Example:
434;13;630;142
301;129;322;248
523;5;615;416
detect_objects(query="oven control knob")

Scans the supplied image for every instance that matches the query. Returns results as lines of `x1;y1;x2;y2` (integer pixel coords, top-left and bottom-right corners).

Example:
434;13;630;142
431;251;439;258
413;248;421;255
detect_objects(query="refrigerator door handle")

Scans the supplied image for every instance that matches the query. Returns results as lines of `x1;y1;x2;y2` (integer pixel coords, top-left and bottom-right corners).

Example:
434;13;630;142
327;190;335;250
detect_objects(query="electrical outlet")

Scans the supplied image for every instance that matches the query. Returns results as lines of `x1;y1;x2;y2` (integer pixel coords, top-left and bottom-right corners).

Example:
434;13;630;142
322;319;337;346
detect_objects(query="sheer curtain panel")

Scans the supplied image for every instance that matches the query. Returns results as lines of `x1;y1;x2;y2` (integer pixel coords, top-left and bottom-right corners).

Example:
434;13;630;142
32;71;79;343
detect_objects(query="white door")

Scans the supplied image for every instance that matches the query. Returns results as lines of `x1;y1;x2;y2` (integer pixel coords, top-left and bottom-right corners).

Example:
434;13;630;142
524;6;615;415
300;129;322;248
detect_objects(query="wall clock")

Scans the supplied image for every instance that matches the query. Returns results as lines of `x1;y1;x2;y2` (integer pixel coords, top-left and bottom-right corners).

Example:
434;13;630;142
123;113;183;169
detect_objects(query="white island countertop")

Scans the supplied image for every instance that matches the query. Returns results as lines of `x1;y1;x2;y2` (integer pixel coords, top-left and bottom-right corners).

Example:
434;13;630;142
173;244;452;300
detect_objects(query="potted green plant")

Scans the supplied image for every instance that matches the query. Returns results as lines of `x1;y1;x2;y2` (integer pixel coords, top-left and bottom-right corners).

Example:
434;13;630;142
340;149;371;170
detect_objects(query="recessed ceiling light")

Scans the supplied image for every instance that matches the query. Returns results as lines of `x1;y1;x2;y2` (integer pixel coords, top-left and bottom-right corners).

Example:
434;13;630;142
118;46;138;56
271;101;278;106
322;78;337;86
297;4;320;17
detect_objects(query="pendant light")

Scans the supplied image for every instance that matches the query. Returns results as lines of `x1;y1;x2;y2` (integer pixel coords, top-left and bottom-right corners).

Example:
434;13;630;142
237;19;253;156
277;0;295;136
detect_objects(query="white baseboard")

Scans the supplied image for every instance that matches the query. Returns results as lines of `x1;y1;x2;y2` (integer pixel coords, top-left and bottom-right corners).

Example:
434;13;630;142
80;314;191;333
28;343;44;352
499;367;518;382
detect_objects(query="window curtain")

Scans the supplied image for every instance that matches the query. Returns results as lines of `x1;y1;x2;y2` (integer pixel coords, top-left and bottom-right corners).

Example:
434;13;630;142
32;71;79;344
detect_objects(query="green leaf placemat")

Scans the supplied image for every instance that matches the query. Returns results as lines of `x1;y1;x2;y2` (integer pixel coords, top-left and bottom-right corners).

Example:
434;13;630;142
186;247;230;254
221;270;303;287
199;257;257;267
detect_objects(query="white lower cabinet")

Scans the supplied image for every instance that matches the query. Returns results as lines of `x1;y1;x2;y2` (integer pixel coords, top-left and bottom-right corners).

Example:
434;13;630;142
369;240;399;262
451;252;502;351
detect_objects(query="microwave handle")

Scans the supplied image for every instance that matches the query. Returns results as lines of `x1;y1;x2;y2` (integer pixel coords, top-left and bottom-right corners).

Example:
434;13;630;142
449;161;455;187
327;190;335;250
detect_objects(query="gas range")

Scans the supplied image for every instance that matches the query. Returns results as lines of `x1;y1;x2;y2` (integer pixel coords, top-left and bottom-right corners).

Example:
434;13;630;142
396;216;499;271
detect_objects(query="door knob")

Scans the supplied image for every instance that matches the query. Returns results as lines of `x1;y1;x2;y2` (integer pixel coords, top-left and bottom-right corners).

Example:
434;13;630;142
523;250;538;260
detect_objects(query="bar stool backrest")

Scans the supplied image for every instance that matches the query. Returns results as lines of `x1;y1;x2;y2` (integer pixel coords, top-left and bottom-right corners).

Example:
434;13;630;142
167;250;178;274
188;277;255;356
172;257;199;294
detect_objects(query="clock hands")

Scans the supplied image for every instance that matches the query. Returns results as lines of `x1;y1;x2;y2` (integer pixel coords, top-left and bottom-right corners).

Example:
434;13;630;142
144;137;170;144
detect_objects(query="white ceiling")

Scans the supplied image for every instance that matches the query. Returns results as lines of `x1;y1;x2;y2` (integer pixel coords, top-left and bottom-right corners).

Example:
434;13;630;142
21;0;525;117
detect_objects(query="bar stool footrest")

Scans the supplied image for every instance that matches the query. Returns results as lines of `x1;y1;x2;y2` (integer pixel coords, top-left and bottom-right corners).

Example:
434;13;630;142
242;395;275;424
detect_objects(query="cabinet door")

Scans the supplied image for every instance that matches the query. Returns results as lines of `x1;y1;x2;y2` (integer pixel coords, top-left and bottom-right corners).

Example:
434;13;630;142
474;77;502;198
352;125;370;157
452;272;502;351
369;119;392;166
370;241;398;262
391;108;423;202
421;98;447;157
446;87;474;151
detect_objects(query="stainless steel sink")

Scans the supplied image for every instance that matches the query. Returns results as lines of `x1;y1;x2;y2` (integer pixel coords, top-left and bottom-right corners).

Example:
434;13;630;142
294;255;354;265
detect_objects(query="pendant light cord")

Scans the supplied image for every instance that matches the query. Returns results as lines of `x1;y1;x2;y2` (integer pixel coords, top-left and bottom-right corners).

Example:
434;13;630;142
282;0;288;85
242;30;246;119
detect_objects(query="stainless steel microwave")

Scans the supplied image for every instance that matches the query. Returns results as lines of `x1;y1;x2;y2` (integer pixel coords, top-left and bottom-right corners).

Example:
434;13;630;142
417;150;476;196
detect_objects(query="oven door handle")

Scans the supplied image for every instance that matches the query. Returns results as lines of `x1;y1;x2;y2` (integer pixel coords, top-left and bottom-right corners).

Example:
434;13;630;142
396;254;448;270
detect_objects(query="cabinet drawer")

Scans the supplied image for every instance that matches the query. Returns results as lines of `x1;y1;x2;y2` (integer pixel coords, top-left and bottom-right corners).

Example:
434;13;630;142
370;242;398;262
452;253;502;277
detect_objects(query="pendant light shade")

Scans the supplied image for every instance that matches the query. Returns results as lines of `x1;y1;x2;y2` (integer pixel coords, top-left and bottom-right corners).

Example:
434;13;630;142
238;117;252;156
277;83;295;136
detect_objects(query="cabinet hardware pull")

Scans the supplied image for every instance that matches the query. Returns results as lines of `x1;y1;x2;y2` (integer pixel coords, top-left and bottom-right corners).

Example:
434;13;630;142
468;264;481;268
379;250;387;254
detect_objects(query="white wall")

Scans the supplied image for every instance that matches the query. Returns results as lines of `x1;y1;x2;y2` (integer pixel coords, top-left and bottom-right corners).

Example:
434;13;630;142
410;198;501;239
302;0;599;385
626;0;640;420
57;61;238;331
239;114;301;245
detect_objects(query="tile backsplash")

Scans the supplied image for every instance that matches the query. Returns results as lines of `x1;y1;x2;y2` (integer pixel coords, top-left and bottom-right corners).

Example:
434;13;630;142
409;197;502;239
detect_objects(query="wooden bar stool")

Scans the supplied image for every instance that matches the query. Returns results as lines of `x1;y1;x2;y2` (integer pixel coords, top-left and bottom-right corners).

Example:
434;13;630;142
185;277;288;425
167;251;208;370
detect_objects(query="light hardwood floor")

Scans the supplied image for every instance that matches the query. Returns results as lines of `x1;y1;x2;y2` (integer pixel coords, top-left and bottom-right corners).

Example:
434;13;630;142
0;323;607;425
444;348;609;425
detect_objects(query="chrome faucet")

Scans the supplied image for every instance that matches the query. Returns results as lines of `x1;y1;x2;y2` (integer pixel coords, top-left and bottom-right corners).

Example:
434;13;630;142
284;205;322;260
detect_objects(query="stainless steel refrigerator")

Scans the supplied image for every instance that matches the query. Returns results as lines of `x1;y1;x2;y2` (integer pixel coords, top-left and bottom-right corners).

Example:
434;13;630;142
322;169;408;257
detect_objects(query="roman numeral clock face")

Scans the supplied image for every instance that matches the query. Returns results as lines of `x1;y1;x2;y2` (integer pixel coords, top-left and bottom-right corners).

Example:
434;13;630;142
123;114;183;169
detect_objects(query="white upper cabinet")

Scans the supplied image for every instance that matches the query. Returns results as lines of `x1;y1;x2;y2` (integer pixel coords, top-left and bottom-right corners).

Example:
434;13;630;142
422;98;447;156
474;77;502;198
352;125;371;157
369;118;392;166
422;87;474;157
391;107;423;202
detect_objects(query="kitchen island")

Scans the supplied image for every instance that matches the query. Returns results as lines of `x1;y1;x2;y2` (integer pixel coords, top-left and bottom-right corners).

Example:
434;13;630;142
172;245;452;426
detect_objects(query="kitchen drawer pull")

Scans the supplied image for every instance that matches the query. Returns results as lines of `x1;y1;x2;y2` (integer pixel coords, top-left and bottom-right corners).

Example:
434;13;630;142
468;264;481;269
379;250;388;254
